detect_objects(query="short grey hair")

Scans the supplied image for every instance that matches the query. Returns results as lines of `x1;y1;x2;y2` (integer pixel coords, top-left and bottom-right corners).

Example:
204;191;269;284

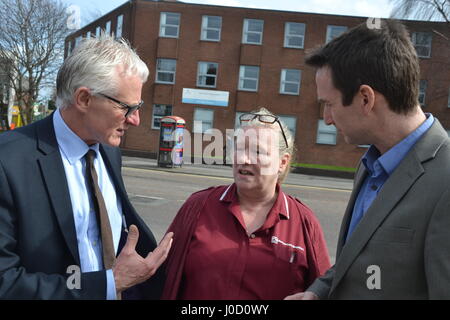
56;33;149;108
237;107;296;182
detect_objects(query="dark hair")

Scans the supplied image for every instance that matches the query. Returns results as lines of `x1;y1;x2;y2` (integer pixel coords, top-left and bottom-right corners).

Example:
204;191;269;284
305;20;420;115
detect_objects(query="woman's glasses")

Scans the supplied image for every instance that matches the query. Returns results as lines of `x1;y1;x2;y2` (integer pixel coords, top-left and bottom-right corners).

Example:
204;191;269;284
239;113;289;148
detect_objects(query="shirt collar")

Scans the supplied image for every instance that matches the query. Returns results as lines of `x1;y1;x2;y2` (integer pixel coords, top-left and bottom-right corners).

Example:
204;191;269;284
220;183;290;220
362;113;434;177
53;108;100;165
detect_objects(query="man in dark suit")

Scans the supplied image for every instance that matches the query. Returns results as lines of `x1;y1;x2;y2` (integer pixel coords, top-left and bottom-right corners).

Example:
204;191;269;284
286;20;450;299
0;35;173;299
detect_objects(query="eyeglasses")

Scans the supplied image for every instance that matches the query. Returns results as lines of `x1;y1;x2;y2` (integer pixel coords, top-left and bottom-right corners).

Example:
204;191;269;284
97;93;144;118
239;112;289;148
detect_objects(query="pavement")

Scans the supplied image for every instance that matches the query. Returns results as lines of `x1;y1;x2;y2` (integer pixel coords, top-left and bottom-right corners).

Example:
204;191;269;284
122;156;354;191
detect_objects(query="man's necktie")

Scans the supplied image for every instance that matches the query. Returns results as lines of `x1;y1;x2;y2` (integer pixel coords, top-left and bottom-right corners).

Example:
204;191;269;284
84;150;116;270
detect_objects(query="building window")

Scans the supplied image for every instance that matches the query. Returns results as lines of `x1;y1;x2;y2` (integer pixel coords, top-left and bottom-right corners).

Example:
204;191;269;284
86;31;91;39
326;25;348;43
242;19;264;45
193;108;214;133
284;22;305;49
106;21;111;35
156;59;177;84
152;104;173;129
116;14;123;38
96;26;101;38
412;32;432;58
280;69;301;95
197;62;218;88
279;115;297;137
419;80;427;107
160;12;180;38
201;15;222;41
67;41;72;55
74;36;82;47
238;65;259;92
317;120;337;145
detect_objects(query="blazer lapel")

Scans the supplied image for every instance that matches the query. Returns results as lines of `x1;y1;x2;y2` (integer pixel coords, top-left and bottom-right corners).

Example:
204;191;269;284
330;119;448;294
36;114;80;265
335;163;367;257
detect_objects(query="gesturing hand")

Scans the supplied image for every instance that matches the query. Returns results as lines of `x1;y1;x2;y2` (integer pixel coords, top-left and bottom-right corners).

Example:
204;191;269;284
113;225;174;293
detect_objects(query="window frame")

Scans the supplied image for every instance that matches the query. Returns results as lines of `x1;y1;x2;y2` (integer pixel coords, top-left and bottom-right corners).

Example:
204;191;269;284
116;14;123;39
242;18;264;45
419;79;427;107
326;25;348;43
201;15;222;42
159;12;181;38
197;62;219;88
280;69;301;95
284;22;306;49
105;20;111;35
155;58;177;84
412;32;432;58
316;119;337;145
151;104;173;130
238;65;260;92
193;108;214;134
279;115;297;137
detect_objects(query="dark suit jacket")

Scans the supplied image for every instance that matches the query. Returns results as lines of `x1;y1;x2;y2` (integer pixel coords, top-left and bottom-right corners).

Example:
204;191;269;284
0;114;164;299
308;119;450;299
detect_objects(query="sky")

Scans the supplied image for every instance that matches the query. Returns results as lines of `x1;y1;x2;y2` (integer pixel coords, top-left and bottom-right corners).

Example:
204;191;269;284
61;0;396;28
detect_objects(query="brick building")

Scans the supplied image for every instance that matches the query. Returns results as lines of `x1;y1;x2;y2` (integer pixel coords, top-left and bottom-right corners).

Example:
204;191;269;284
65;0;450;169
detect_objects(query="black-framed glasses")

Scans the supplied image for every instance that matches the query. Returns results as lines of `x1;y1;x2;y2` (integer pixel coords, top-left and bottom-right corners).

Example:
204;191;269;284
97;93;144;118
239;112;289;148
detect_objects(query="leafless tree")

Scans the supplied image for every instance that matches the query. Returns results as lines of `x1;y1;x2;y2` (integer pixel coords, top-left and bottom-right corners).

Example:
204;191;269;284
0;0;69;126
390;0;450;23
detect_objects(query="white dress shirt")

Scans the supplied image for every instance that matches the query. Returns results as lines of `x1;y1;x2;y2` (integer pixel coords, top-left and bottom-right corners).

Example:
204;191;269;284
53;109;124;300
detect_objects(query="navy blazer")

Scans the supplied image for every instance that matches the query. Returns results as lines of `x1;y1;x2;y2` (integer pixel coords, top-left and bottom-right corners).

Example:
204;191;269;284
0;113;164;299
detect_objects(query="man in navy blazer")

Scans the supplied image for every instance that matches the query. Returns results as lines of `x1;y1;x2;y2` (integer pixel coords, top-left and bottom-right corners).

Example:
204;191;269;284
0;35;173;299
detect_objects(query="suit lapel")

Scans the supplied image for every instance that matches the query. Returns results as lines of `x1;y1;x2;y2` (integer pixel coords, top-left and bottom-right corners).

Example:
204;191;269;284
36;114;80;265
335;163;367;257
330;119;448;294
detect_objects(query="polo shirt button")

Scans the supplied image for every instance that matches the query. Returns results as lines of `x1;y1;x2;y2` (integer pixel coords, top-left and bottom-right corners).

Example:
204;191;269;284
250;234;256;239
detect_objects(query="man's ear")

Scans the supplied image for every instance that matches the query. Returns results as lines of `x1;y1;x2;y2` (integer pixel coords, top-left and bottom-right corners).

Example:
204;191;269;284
72;87;92;114
359;85;375;115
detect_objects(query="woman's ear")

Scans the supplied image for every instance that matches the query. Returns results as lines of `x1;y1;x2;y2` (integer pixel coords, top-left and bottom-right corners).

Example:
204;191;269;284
279;153;291;174
359;85;375;116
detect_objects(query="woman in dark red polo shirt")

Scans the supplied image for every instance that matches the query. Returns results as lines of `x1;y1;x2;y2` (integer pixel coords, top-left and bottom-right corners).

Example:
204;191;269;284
162;107;331;300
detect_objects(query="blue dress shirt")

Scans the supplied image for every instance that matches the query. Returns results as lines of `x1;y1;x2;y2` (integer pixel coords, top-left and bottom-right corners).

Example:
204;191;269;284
346;113;435;241
53;109;124;299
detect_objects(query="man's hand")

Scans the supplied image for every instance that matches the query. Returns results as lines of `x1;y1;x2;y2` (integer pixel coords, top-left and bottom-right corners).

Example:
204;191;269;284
113;225;173;293
284;291;319;300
